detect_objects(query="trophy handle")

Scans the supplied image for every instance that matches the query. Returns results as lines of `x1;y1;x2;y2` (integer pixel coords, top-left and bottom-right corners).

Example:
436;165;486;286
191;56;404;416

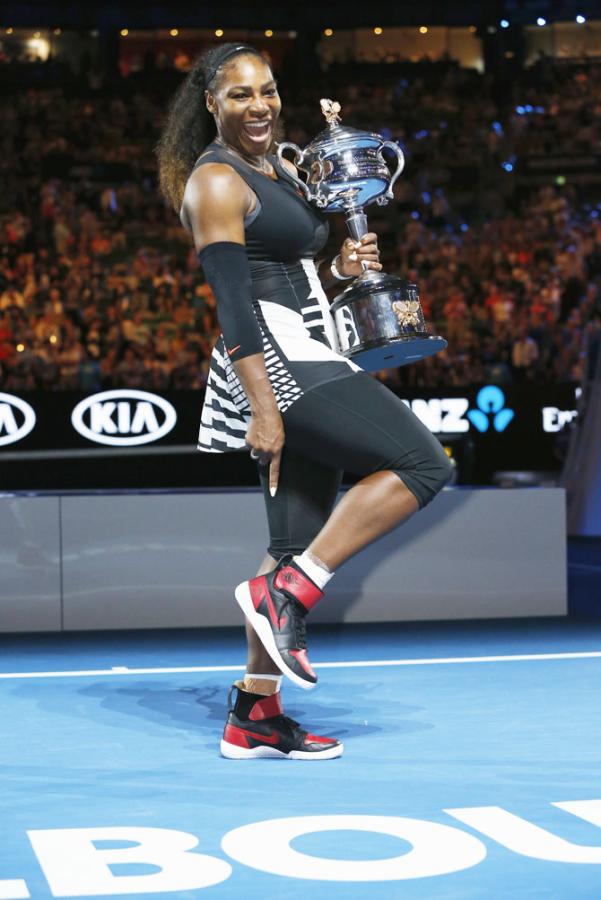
276;142;311;200
379;141;405;200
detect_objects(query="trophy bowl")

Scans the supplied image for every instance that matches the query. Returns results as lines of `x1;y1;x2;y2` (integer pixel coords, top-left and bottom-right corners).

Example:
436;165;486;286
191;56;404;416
277;99;447;370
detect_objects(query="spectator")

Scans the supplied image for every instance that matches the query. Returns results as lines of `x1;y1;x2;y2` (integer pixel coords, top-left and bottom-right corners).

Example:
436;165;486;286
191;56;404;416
512;327;539;380
2;55;601;391
77;346;102;392
112;346;146;388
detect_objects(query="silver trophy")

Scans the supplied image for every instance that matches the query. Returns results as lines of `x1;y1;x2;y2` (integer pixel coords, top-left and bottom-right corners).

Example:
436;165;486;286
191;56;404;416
277;99;447;370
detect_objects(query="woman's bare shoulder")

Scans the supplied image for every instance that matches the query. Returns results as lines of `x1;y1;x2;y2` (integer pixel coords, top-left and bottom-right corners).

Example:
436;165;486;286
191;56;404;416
183;162;248;214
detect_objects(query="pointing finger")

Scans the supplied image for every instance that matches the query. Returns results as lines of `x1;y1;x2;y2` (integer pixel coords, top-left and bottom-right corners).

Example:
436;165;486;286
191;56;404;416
269;449;281;498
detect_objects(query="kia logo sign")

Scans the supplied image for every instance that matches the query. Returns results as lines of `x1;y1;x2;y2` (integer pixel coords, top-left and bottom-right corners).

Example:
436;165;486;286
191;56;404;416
0;392;36;446
71;390;177;446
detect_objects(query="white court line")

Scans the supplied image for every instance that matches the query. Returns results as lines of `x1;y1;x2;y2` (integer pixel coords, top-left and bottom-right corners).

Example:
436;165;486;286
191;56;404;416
0;651;600;680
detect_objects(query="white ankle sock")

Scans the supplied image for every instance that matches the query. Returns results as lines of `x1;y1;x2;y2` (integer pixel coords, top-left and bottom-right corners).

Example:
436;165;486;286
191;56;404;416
293;551;334;591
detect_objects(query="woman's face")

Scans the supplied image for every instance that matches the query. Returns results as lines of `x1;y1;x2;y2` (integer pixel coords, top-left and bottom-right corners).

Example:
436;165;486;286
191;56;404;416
206;54;281;157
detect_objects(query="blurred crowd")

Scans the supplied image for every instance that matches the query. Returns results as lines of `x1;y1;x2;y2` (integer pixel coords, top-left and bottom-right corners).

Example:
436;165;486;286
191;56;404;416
1;54;601;392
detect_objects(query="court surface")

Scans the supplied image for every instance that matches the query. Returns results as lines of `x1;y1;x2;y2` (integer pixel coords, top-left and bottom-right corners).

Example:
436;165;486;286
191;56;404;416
1;618;600;899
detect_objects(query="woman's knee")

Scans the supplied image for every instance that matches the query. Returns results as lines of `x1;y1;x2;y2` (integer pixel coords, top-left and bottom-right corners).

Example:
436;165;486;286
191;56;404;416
390;442;453;510
428;447;454;498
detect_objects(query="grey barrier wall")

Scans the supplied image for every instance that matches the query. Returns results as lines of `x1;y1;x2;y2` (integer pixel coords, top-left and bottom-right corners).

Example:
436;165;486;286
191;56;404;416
0;496;62;632
0;487;567;633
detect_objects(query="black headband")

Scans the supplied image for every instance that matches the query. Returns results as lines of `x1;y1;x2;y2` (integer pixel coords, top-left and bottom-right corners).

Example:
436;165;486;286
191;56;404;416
204;44;257;87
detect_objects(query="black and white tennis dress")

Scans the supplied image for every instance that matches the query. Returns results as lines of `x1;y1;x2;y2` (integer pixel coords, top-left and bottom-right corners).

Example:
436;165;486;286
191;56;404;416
181;140;452;546
184;141;361;453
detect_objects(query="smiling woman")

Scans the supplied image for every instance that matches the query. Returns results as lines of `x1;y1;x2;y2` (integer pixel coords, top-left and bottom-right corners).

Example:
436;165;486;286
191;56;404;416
156;44;273;213
155;43;452;762
206;56;280;170
209;66;279;153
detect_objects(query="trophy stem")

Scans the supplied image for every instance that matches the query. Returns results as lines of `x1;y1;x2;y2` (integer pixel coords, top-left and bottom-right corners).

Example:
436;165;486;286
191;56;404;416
345;208;368;242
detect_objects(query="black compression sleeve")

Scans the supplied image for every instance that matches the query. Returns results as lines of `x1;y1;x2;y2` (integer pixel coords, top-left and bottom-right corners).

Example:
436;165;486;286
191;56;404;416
198;241;263;361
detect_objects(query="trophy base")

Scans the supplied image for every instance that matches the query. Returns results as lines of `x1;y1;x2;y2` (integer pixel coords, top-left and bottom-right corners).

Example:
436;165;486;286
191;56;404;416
344;334;448;372
331;271;447;371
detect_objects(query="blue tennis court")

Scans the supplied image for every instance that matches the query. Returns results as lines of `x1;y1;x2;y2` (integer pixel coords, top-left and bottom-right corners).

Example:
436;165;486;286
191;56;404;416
1;619;600;899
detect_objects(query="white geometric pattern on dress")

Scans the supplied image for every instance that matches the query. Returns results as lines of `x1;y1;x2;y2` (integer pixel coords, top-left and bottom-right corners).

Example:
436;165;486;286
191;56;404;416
259;328;302;413
197;263;361;453
198;338;251;452
339;306;360;350
300;258;341;351
257;299;361;370
197;320;303;453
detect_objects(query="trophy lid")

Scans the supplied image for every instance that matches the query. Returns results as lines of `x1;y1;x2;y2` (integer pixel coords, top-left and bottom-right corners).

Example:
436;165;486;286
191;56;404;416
320;98;342;126
302;98;383;154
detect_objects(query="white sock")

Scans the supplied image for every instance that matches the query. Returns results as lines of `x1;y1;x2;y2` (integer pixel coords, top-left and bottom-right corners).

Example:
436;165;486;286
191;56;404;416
293;550;334;591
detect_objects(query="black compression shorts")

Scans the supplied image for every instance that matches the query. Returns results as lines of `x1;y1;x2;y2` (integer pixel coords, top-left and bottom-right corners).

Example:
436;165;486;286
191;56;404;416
257;371;453;561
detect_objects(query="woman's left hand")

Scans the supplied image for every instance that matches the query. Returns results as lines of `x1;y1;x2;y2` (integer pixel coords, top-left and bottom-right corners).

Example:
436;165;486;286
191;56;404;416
337;233;382;278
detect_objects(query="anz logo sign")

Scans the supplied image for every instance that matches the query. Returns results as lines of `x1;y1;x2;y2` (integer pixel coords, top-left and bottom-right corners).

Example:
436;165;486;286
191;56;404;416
71;390;177;446
0;393;36;447
401;397;470;434
403;386;515;435
467;386;515;433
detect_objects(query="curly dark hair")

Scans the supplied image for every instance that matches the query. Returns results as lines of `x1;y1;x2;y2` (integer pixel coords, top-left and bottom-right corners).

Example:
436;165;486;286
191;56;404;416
156;43;270;214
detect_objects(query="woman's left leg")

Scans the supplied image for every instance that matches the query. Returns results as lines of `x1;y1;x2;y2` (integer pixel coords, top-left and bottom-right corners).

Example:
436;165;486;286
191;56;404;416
244;553;280;692
220;446;344;759
245;446;342;681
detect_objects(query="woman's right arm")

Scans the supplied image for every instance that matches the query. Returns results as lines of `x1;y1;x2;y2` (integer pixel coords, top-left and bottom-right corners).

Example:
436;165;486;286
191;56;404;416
182;165;284;495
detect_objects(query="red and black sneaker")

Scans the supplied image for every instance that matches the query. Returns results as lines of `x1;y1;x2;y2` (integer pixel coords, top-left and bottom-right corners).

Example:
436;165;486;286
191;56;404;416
234;555;323;690
220;682;343;760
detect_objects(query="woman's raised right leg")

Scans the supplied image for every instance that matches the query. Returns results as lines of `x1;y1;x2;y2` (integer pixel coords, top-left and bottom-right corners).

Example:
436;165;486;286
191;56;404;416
283;372;453;571
235;372;453;689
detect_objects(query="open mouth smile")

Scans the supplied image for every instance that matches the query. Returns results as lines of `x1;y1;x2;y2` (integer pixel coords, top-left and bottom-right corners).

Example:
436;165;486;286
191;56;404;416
243;120;272;142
